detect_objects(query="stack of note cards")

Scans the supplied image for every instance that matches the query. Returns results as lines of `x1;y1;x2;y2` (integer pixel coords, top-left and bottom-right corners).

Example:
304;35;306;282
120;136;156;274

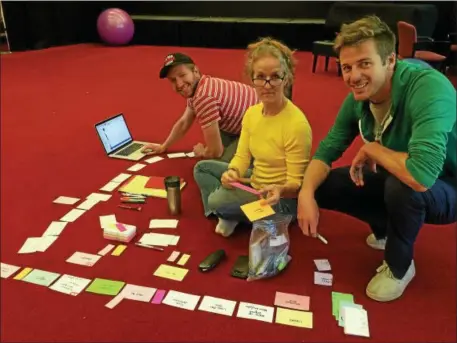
332;291;369;337
273;292;313;329
100;214;136;243
103;222;136;243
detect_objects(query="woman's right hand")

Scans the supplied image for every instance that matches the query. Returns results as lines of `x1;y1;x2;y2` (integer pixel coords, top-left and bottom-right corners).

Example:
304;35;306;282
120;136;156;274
221;169;240;189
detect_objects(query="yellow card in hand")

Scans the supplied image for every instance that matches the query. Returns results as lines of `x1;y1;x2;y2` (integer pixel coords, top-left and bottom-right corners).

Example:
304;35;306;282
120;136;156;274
240;200;275;222
275;307;313;329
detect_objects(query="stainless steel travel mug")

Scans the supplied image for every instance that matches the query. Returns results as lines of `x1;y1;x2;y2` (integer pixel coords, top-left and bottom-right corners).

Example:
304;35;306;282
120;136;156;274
164;176;181;215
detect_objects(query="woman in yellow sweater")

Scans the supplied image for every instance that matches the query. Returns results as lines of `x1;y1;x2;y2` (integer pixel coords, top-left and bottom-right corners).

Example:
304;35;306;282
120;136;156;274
193;37;313;237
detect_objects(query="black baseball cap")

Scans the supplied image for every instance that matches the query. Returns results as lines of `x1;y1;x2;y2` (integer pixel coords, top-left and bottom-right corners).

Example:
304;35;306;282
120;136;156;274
159;53;195;79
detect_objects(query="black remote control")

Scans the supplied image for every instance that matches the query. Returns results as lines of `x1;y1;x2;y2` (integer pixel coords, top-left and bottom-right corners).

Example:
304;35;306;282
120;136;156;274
198;249;226;272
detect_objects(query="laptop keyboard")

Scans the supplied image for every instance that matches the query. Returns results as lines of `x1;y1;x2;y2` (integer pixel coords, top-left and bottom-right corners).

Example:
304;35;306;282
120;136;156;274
115;143;143;156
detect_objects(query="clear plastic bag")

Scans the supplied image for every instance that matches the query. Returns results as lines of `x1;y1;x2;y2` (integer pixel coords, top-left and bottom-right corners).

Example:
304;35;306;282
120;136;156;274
247;213;292;281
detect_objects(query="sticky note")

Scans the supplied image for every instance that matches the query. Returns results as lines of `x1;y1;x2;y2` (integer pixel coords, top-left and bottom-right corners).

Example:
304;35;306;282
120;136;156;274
85;278;125;296
98;244;115;256
13;267;33;280
151;289;167;304
177;254;190;266
112;245;127;256
167;251;180;262
338;302;363;327
332;292;354;319
153;264;188;281
116;223;127;232
274;292;310;311
22;269;61;287
240;200;275;222
275;307;313;329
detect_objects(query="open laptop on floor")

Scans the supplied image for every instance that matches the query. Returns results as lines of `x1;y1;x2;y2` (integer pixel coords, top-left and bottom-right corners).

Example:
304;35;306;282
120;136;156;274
95;113;154;161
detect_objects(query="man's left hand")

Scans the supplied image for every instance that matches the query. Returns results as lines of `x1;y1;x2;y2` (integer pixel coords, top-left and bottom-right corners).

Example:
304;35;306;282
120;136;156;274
350;144;377;187
259;184;282;206
193;143;206;157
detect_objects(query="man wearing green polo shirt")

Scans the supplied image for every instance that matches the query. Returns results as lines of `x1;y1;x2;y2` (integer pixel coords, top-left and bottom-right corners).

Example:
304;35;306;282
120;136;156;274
297;16;456;302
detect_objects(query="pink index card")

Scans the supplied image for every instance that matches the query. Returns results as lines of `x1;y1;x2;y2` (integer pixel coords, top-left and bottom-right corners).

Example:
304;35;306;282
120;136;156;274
230;182;261;196
151;289;166;304
116;223;126;232
274;292;310;311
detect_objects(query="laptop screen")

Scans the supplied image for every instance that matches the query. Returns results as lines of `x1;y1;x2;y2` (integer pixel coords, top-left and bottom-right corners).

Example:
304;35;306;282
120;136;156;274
95;114;133;154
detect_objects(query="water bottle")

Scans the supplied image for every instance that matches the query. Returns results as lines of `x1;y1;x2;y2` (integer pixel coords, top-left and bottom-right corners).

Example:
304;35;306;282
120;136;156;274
164;176;181;215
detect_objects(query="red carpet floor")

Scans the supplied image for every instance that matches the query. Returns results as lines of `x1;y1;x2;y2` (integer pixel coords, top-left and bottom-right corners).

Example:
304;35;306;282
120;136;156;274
1;44;455;342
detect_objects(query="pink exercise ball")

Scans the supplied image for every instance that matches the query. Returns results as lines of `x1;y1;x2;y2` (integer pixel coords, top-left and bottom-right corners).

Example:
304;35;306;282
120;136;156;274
97;8;134;45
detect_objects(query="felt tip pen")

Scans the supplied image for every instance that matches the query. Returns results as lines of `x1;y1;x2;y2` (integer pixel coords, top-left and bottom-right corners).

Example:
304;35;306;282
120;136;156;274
317;234;328;245
134;243;164;251
118;205;142;211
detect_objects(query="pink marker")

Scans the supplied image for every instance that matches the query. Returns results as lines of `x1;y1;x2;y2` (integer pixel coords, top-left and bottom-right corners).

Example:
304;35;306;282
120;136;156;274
230;182;262;196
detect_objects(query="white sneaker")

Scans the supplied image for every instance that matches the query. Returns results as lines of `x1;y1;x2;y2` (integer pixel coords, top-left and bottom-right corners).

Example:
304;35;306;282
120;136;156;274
366;233;386;250
215;218;238;237
366;260;416;302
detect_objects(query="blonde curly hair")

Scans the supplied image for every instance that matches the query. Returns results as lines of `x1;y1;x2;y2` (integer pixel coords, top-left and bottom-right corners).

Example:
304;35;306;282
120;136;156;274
245;37;297;85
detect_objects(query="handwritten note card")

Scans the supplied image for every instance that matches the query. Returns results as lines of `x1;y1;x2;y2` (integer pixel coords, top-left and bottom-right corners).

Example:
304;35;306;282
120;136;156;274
314;272;333;286
22;269;61;287
240;200;275;222
153;264;188;281
53;196;80;205
105;284;157;309
314;259;331;271
198;296;237;317
236;302;275;323
162;290;201;311
60;208;86;222
274;292;310;311
49;274;92;296
275;307;313;329
1;263;21;279
66;252;101;267
42;221;68;236
85;278;125;296
343;307;370;337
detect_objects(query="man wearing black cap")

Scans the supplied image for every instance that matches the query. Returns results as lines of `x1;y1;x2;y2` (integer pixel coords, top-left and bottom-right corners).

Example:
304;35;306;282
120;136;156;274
141;53;259;162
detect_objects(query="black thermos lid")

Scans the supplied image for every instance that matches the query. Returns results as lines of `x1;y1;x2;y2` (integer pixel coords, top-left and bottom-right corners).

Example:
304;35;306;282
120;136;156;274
164;176;181;188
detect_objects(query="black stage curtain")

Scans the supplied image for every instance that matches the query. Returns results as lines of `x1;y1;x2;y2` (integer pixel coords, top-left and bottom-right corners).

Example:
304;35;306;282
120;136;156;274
1;1;125;51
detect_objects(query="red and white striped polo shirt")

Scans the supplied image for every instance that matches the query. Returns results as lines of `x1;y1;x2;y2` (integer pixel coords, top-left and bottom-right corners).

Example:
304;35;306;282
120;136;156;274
187;75;259;134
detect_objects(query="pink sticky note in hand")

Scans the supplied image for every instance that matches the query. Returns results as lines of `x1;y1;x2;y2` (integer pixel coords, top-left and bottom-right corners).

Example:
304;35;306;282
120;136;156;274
116;223;127;232
151;289;166;304
274;291;310;311
230;182;261;196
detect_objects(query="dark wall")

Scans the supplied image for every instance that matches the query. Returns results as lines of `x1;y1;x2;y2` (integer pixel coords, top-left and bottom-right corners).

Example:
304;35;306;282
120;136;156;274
1;1;118;51
1;1;455;52
121;1;334;19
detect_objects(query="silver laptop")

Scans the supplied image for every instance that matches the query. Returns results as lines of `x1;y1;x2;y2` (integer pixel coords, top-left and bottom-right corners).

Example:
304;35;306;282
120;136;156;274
95;113;153;161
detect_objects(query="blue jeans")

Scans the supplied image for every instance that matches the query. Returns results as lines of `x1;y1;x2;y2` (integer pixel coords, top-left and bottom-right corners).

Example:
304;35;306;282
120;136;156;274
315;166;457;279
193;160;298;223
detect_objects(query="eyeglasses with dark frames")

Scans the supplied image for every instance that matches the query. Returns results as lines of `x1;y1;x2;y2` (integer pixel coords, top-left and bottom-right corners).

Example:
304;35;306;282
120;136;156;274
252;75;285;87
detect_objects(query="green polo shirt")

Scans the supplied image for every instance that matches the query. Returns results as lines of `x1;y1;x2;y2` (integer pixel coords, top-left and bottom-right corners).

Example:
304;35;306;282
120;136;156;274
313;60;456;188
